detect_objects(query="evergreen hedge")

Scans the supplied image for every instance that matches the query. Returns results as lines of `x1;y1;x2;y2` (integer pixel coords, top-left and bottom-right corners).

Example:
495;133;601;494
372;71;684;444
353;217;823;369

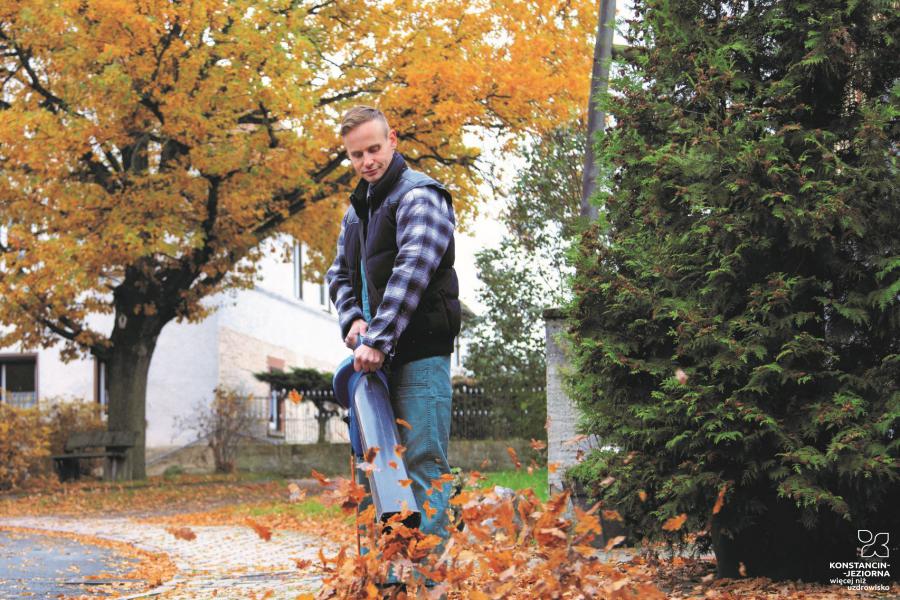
569;0;898;581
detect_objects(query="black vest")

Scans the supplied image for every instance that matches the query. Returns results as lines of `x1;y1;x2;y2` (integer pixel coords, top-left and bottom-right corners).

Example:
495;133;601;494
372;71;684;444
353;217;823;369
343;168;461;365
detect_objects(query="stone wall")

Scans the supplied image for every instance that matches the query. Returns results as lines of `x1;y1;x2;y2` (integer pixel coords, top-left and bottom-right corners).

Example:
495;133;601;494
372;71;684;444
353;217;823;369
218;326;296;398
544;308;597;493
147;438;537;478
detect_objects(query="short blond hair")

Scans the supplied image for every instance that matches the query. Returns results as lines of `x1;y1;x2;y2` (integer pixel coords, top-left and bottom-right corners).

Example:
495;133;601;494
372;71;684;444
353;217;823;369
340;105;390;137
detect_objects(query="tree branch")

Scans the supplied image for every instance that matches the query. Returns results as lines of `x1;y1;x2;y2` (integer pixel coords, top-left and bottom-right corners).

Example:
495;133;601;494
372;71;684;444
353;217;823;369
317;87;380;107
0;28;70;114
311;150;348;183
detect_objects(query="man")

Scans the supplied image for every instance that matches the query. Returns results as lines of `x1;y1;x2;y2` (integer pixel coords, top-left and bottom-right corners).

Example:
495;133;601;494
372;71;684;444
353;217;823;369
325;106;461;580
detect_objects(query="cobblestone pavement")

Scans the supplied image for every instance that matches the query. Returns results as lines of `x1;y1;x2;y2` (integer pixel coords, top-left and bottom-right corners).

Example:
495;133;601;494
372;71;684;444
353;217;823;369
0;516;337;599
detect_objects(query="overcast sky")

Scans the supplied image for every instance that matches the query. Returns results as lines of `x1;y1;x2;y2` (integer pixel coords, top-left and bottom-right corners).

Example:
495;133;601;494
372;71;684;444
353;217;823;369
453;3;633;315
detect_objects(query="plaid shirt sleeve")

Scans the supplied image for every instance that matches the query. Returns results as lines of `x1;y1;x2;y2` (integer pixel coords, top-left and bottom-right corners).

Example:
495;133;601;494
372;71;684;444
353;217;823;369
361;186;456;357
325;210;365;339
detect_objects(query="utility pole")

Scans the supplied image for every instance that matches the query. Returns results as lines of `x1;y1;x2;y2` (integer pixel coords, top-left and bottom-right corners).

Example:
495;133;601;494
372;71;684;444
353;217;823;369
581;0;616;220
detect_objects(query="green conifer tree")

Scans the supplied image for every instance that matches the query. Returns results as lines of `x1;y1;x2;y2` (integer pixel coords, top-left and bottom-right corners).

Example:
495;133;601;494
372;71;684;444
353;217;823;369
570;0;899;581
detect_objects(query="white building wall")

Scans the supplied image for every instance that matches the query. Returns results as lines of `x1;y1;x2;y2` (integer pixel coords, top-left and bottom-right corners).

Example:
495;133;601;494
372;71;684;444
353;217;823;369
217;286;347;377
33;347;95;404
2;234;350;451
145;310;220;448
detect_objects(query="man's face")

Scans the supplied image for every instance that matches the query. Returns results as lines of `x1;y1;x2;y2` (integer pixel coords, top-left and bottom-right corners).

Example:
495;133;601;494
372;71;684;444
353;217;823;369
343;119;398;184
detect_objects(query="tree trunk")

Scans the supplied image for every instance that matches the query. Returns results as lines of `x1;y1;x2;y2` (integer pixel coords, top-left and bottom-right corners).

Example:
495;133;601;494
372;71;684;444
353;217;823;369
105;309;162;480
581;0;616;220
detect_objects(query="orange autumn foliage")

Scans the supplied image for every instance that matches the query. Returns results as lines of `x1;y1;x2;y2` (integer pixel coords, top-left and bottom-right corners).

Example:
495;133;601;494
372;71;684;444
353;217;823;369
0;0;595;361
0;404;50;490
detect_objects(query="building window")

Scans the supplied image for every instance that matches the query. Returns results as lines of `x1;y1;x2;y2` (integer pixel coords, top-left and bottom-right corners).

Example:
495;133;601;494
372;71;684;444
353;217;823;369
292;242;303;300
294;239;332;313
266;356;285;435
0;355;37;409
268;389;282;432
95;358;109;410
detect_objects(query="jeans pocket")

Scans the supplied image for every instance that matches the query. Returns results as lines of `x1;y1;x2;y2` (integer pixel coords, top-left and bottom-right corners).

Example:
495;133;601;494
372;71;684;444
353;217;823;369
394;361;431;390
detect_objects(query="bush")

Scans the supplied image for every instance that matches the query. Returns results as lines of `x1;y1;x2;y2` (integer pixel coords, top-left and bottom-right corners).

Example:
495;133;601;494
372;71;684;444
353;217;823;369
43;401;106;478
177;387;254;473
0;403;50;490
570;0;899;581
44;401;106;456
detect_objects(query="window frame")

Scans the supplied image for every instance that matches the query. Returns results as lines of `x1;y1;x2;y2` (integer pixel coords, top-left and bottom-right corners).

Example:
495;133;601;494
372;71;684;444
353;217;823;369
0;353;39;408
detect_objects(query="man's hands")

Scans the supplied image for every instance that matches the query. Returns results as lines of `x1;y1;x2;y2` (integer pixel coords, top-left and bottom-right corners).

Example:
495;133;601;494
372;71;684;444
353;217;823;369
345;319;368;349
346;319;385;372
353;344;385;373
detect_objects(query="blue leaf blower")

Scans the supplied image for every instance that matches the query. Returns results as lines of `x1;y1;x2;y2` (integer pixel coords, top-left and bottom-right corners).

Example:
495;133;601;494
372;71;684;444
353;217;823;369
333;355;421;527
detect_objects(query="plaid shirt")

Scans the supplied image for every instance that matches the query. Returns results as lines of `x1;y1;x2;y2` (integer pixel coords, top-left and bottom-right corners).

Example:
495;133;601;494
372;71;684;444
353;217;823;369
326;185;456;358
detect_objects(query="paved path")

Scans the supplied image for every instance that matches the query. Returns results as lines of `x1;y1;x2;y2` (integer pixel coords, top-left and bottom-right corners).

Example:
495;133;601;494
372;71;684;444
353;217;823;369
0;529;140;598
0;516;336;599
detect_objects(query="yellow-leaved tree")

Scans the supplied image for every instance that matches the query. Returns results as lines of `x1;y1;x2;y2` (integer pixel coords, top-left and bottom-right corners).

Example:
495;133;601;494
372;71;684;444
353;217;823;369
0;0;594;478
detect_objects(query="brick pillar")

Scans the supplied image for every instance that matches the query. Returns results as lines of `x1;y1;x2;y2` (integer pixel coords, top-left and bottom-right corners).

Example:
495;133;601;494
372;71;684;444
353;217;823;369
544;308;596;494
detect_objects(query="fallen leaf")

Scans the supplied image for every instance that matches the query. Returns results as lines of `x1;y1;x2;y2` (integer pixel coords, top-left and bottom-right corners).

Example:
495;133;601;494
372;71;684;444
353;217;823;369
422;500;437;519
394;444;406;457
388;460;398;469
396;418;412;430
310;469;331;486
712;482;729;515
662;513;688;532
638;490;648;502
604;535;626;551
399;479;412;488
548;462;559;473
739;561;747;577
675;368;689;385
363;446;380;463
246;518;273;541
165;526;196;541
245;517;272;542
288;389;303;404
507;447;522;469
287;482;306;503
530;439;547;451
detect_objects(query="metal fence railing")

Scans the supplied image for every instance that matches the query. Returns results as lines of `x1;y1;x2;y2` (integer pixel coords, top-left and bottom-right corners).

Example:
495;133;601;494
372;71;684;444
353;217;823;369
247;390;350;445
1;391;38;409
243;384;546;444
451;384;545;440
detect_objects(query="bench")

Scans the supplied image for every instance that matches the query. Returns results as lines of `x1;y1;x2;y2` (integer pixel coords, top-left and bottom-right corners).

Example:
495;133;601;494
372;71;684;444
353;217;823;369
52;430;137;482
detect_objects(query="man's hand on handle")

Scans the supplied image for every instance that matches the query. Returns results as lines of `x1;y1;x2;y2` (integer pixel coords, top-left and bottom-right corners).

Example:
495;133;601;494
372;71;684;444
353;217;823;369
346;319;385;372
345;319;368;349
353;344;385;373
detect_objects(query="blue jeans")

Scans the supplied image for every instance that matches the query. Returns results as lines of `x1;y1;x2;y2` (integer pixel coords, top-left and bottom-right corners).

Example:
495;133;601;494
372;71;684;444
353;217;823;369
355;355;453;582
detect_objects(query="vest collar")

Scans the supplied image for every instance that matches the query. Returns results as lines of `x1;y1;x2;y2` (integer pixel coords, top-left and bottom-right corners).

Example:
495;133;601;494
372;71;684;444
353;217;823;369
349;152;408;219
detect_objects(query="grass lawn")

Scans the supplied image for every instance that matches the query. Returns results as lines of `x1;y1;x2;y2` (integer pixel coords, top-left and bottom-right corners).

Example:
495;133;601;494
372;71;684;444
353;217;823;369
476;467;549;502
242;497;345;520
